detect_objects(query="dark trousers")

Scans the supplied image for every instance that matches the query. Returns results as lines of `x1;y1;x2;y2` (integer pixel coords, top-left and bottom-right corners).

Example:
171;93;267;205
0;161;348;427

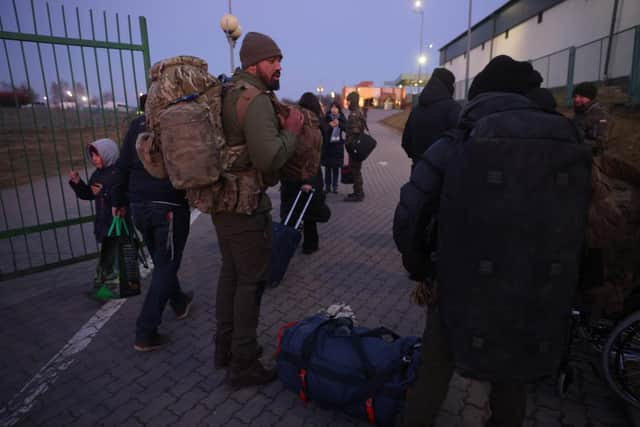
324;167;340;191
212;212;271;361
351;160;364;196
131;202;190;340
401;307;528;427
303;221;318;250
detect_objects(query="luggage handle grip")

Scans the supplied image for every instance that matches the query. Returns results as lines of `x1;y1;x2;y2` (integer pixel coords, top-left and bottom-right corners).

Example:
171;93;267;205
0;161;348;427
283;188;315;229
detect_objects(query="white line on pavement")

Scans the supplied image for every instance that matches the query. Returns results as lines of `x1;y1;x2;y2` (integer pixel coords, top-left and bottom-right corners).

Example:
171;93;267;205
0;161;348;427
0;299;126;427
0;208;204;427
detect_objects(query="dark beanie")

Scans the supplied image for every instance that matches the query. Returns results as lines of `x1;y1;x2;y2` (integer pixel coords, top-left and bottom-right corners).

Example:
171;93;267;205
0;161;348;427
239;32;283;68
572;82;597;100
431;68;455;95
468;55;542;100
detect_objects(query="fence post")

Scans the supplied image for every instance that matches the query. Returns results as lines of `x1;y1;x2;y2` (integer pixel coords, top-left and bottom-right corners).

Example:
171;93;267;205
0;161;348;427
139;16;151;89
566;46;576;106
630;26;640;106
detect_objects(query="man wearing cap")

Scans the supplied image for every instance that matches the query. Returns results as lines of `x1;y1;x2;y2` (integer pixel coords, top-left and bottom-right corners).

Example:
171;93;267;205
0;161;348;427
214;31;303;387
401;68;461;169
573;81;609;155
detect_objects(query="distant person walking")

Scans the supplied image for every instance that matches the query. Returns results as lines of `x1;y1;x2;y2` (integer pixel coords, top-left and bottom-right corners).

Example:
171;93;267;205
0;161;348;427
573;82;609;155
401;68;460;168
322;100;346;194
344;91;367;202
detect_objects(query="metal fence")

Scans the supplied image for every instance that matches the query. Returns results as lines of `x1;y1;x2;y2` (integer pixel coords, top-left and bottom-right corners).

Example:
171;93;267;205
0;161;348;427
0;0;150;280
454;25;640;104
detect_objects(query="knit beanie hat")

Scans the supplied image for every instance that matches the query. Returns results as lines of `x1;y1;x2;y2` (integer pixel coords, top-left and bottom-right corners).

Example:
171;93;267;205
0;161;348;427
468;55;542;100
431;68;455;95
240;32;283;68
572;82;597;100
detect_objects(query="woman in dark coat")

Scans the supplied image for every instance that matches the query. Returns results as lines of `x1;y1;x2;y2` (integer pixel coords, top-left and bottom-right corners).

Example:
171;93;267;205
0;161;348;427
322;101;346;193
279;92;330;254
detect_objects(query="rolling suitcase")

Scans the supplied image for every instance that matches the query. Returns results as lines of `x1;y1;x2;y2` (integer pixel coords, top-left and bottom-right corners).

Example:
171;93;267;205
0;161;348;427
268;189;314;288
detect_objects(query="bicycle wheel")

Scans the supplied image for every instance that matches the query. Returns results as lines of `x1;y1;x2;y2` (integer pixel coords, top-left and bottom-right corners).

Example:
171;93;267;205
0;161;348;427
601;311;640;408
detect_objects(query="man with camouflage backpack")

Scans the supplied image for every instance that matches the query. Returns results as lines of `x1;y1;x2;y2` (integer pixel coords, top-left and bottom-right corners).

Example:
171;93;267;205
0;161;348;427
214;32;304;388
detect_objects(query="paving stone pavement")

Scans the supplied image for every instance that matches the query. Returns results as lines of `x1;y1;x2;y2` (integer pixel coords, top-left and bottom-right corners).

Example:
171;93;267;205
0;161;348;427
0;109;630;426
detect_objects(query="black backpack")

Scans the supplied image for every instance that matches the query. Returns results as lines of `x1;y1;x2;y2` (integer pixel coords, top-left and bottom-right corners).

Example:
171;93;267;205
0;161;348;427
436;98;592;382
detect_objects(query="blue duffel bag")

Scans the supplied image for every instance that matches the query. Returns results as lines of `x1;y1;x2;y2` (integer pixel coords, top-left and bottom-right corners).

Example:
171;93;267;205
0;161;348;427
275;314;421;426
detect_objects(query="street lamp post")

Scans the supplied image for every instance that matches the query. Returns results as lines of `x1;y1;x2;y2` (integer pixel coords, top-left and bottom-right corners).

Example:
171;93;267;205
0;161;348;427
316;85;324;102
464;0;472;99
220;0;242;74
413;1;425;93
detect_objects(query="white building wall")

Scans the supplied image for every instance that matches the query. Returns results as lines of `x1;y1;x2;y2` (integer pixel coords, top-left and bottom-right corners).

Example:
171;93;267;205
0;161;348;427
444;0;640;90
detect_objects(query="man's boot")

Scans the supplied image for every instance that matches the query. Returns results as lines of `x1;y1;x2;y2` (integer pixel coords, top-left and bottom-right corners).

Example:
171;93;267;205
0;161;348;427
215;336;263;369
225;358;277;388
214;334;232;370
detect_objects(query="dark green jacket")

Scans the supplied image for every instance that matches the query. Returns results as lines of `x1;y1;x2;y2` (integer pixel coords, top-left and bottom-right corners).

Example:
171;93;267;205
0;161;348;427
222;70;297;212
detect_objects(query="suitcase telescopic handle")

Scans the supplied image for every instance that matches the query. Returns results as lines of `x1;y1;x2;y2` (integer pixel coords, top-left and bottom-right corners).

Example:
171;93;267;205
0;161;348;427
283;188;315;229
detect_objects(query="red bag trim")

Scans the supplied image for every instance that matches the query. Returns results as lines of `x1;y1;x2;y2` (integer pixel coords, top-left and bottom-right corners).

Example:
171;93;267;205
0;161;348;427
274;320;299;359
365;397;376;425
298;368;308;402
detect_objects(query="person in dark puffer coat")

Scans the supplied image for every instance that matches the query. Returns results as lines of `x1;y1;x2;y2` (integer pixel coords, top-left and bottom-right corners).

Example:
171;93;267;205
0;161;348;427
401;68;461;168
395;55;578;427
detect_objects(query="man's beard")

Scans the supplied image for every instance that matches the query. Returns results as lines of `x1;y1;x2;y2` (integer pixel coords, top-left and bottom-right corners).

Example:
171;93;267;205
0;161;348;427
259;69;280;91
574;103;587;113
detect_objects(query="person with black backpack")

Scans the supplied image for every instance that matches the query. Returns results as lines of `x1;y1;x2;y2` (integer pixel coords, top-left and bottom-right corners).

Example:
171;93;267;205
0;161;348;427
401;68;461;169
112;94;194;352
393;55;592;427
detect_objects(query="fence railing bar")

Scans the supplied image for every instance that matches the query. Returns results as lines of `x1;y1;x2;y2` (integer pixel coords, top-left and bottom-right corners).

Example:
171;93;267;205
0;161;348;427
103;10;121;143
61;4;89;255
41;1;76;259
75;7;98;217
128;15;141;109
0;16;34;269
0;108;20;271
0;215;95;240
89;9;109;138
11;0;54;264
116;13;130;118
0;30;145;51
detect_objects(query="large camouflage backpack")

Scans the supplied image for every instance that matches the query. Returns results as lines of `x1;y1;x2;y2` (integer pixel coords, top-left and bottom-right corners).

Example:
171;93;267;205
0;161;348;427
436;94;592;382
585;154;640;315
139;56;244;213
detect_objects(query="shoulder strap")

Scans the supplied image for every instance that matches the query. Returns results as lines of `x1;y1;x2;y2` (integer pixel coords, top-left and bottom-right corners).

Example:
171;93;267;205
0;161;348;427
235;83;263;128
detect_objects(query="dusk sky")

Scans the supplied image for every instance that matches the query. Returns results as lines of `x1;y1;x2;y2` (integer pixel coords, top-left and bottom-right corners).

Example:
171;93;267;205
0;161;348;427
2;0;508;102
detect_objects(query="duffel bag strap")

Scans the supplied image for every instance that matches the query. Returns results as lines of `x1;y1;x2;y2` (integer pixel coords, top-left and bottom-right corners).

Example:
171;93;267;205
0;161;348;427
357;326;400;341
300;317;376;378
298;368;309;403
274;320;299;359
365;398;376;425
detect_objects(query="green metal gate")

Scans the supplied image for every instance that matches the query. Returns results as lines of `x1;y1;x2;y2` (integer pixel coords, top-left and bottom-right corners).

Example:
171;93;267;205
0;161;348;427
0;0;150;280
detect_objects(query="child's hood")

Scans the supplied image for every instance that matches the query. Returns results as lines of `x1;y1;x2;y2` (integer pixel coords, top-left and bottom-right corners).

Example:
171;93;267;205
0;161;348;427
87;138;119;168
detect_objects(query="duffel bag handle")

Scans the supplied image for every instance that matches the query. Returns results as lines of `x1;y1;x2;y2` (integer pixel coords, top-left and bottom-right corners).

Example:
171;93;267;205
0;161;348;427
357;326;400;341
300;317;375;378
